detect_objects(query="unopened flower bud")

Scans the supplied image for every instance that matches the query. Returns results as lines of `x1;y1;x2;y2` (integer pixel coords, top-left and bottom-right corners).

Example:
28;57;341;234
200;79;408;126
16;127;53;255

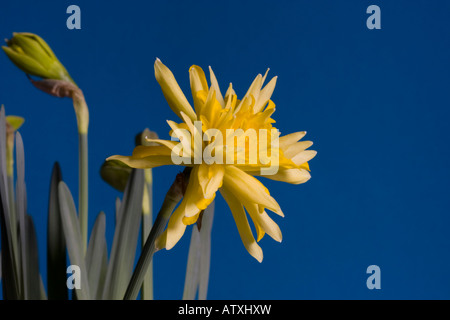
2;32;74;84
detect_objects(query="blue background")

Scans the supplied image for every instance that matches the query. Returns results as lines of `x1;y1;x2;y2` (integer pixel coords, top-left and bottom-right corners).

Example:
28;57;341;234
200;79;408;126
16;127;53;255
1;0;450;299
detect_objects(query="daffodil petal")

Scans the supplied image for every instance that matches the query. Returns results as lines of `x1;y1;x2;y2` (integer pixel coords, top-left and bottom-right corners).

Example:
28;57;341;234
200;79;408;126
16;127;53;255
245;202;282;243
144;138;179;151
279;131;307;151
220;186;263;262
223;166;284;217
131;145;173;158
198;163;224;199
256;168;311;184
283;141;314;159
209;66;225;108
291;150;317;166
184;166;216;218
254;76;277;113
154;58;197;121
235;74;262;113
106;155;174;169
189;65;208;115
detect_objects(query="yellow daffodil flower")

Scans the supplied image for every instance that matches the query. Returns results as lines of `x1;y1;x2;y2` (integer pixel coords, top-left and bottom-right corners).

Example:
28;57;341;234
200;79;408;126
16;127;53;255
108;59;316;262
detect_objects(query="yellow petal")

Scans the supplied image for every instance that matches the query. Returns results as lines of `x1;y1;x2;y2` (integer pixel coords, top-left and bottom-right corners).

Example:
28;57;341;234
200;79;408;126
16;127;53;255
106;154;174;169
283;141;313;159
224;83;236;106
144;138;179;151
154;59;197;121
291;150;317;166
235;74;262;113
253;76;277;113
156;201;190;250
223;166;283;217
167;120;193;159
257;168;311;185
198;163;224;199
209;66;225;108
131;145;173;158
220;186;263;262
279;131;307;151
245;202;282;243
189;65;208;115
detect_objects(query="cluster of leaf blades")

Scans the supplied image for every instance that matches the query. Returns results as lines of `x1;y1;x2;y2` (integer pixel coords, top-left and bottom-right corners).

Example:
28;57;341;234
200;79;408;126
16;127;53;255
0;105;213;300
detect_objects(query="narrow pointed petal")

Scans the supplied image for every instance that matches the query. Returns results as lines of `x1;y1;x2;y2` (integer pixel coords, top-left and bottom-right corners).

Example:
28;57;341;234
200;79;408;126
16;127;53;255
246;202;282;243
235;74;262;112
154;59;197;121
223;166;284;217
209;66;225;108
198;163;224;199
279;131;307;151
131;145;173;158
183;166;217;218
254;76;277;113
291;150;317;166
106;155;174;169
256;168;311;184
283;141;313;159
220;187;263;262
189;65;208;115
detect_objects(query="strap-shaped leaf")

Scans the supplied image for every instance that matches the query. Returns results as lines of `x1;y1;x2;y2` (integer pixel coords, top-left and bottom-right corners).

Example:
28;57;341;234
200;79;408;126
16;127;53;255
86;211;107;299
182;201;215;300
115;197;121;227
0;106;20;299
15;132;29;299
102;169;144;299
198;201;214;300
47;162;67;300
182;226;201;300
58;181;90;300
141;171;153;300
24;214;41;299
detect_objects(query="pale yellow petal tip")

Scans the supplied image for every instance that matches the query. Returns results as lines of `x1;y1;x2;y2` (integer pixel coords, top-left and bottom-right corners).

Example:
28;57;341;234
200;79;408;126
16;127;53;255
249;246;263;263
106;155;121;161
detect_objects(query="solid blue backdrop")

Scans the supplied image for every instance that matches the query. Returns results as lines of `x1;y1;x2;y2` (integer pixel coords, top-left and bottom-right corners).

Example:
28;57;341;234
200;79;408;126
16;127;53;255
1;0;450;299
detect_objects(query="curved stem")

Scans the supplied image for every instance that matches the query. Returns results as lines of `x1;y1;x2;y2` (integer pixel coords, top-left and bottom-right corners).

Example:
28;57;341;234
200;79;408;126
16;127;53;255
123;170;187;300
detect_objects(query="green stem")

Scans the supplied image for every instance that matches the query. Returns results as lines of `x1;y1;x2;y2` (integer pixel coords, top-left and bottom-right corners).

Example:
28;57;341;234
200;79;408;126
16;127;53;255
123;170;186;300
78;132;88;254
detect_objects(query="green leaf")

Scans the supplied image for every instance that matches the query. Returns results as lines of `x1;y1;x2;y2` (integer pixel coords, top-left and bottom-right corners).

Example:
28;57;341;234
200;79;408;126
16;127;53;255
182;201;214;301
58;181;90;300
115;197;121;227
183;226;201;300
198;202;214;300
0;106;20;299
141;170;153;300
47;162;68;300
86;211;107;299
24;214;41;299
15;132;30;299
102;169;144;299
15;132;45;300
